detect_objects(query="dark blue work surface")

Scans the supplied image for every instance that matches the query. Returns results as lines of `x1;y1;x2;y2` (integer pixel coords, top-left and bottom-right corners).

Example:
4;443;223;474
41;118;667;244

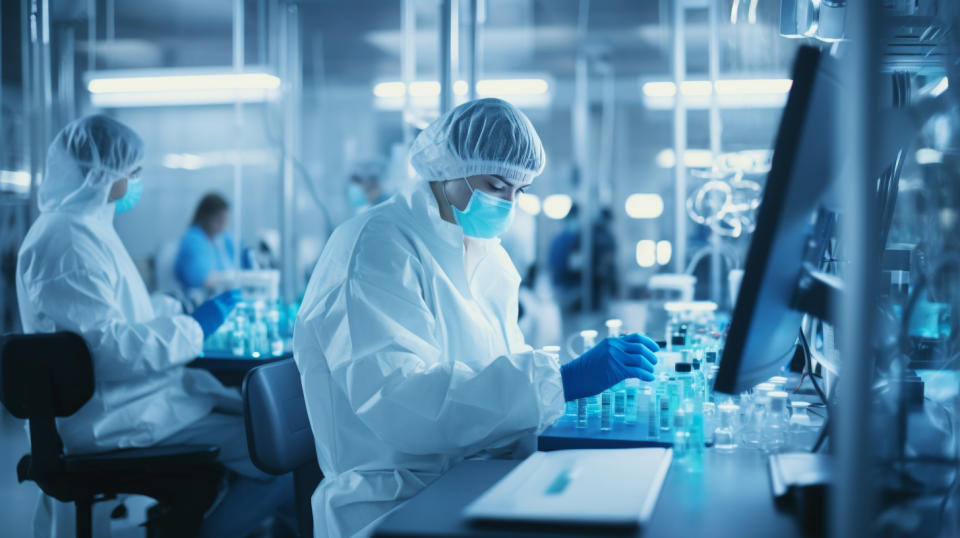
374;450;802;538
538;417;672;451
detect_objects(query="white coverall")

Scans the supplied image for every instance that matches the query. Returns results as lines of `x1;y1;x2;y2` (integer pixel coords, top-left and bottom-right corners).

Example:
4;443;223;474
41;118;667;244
294;182;566;537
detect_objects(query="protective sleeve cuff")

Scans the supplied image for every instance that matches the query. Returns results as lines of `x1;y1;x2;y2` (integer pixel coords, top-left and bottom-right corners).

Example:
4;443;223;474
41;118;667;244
531;349;566;432
174;314;205;362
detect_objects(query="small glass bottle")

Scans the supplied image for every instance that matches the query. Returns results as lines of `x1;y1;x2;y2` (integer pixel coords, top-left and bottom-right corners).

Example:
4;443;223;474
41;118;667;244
684;399;705;472
672;406;689;464
267;308;284;356
764;391;790;452
230;312;248;356
702;401;717;446
714;402;740;451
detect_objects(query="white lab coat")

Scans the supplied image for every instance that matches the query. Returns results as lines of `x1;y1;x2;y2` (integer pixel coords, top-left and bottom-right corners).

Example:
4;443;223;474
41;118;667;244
294;182;566;537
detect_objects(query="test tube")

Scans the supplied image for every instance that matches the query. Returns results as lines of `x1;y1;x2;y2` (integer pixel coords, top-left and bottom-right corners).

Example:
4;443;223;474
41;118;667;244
646;386;659;438
577;397;589;428
624;379;639;424
714;402;740;451
600;391;613;431
605;319;623;338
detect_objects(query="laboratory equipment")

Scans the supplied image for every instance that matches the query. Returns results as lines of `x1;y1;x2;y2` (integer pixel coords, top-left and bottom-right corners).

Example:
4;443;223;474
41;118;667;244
672;407;688;464
600;390;613;431
715;403;740;451
713;47;839;394
624;378;639;425
645;385;658;438
684;398;705;473
788;401;821;451
571;330;599;429
764;391;791;452
715;45;911;395
606;319;628;417
702;402;717;445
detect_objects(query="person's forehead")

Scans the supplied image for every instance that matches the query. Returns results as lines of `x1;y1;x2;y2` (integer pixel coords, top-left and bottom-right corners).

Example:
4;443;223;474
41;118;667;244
485;174;533;189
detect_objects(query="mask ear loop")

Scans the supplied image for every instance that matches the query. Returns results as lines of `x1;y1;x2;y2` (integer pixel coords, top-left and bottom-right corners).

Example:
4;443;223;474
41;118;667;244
441;177;471;209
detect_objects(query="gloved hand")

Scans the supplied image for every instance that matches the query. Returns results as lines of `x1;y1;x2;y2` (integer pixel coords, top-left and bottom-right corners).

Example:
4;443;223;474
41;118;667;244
190;289;242;339
560;333;660;401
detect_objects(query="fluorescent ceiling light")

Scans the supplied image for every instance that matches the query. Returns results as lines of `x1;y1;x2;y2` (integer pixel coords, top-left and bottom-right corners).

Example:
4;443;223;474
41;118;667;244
542;194;573;220
517;193;542;215
931;76;949;97
0;170;30;193
375;78;549;98
636;240;656;268
162;149;277;170
915;147;943;165
655;149;715;168
87;68;281;108
642;78;792;109
656;240;672;266
624;193;664;219
374;77;552;110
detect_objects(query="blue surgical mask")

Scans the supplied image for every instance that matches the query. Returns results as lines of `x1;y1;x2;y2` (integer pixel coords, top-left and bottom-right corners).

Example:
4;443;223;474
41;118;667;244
449;178;515;239
347;183;368;209
114;177;143;214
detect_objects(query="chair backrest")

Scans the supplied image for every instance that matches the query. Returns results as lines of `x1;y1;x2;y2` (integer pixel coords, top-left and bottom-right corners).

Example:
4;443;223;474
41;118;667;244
242;359;316;475
0;332;95;477
0;332;94;419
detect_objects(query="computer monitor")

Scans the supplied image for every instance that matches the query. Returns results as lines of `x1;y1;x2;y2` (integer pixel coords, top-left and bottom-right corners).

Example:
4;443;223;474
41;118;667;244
713;44;913;394
713;46;838;394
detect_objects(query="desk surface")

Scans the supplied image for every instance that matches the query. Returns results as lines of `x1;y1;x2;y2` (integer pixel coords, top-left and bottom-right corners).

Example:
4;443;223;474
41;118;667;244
374;449;801;538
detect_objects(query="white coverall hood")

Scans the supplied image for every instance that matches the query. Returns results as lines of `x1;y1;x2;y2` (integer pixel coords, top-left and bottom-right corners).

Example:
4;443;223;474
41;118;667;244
39;114;144;214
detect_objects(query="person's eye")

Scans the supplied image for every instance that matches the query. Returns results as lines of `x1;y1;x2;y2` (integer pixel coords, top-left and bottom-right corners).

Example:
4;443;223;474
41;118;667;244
517;186;528;195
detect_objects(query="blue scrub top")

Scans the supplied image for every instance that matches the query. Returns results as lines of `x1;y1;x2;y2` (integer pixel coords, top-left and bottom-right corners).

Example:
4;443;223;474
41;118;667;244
174;224;236;290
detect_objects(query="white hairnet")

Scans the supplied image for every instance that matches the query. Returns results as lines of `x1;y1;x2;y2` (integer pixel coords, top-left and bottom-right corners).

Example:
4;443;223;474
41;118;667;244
350;158;387;185
39;114;144;213
409;98;545;185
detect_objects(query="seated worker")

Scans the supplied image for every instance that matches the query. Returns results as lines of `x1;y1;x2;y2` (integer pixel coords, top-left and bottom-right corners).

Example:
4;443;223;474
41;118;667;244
174;193;238;296
295;98;660;537
16;115;291;537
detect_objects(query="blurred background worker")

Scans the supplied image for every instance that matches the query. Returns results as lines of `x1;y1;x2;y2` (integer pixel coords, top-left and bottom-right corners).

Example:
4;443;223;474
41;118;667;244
346;157;392;212
548;205;620;313
15;116;291;537
174;193;239;298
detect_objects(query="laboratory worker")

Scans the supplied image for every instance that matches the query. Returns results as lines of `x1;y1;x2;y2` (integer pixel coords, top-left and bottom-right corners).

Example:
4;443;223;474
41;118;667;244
17;115;292;537
174;192;238;295
295;98;659;537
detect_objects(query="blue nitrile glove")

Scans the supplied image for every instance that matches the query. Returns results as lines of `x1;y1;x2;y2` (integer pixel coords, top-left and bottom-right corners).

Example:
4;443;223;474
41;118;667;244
190;289;242;339
560;333;660;401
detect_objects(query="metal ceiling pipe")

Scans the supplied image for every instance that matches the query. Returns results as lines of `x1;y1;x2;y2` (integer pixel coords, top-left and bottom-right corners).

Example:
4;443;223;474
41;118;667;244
708;0;722;307
438;0;458;115
673;0;687;276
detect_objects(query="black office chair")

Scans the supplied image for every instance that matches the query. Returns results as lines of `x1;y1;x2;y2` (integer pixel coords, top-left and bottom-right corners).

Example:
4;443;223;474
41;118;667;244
0;332;224;538
243;359;323;537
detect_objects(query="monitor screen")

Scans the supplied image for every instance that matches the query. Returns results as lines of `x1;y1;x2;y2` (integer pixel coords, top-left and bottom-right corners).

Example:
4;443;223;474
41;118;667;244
713;46;838;394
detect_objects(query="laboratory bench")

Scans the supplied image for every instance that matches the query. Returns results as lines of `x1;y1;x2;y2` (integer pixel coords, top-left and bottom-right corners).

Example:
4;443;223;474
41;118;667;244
189;351;293;386
373;448;802;538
